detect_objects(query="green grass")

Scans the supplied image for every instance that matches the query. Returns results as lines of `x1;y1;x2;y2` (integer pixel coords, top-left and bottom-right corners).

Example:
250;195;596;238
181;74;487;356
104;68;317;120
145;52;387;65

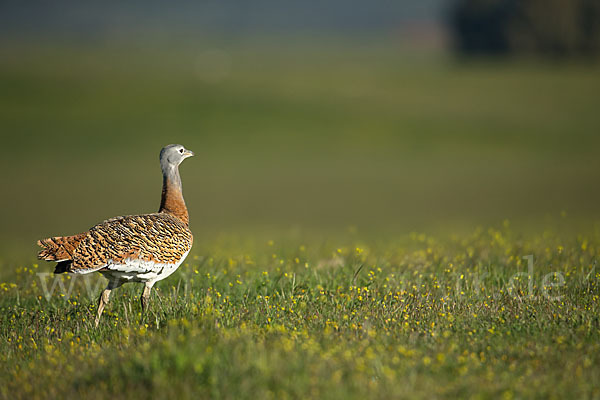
1;225;600;399
1;39;600;398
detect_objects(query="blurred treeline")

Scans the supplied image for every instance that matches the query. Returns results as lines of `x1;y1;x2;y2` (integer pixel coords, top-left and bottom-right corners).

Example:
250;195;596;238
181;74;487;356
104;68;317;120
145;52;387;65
451;0;600;57
3;1;600;59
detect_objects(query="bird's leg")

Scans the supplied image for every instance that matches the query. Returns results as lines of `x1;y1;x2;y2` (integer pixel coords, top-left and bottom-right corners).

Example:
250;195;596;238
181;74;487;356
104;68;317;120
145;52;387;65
95;288;111;327
141;282;154;317
94;278;122;327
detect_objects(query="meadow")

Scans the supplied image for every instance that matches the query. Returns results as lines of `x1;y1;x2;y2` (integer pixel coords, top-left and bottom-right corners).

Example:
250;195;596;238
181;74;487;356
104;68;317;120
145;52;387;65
2;226;600;399
1;38;600;398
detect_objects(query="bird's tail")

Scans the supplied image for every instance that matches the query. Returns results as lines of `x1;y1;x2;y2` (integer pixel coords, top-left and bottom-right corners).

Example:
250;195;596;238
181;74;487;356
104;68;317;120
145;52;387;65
37;233;86;264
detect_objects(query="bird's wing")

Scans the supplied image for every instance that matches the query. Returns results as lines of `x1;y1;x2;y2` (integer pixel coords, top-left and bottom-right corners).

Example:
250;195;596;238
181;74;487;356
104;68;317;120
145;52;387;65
69;213;193;274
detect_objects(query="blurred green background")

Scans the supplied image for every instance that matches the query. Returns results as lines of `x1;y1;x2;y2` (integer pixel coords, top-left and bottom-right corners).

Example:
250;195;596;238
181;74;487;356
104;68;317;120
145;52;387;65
1;1;600;260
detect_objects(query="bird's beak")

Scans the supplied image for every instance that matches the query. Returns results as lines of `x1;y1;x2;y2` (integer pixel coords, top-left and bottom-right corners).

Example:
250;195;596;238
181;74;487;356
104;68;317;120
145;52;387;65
184;149;195;158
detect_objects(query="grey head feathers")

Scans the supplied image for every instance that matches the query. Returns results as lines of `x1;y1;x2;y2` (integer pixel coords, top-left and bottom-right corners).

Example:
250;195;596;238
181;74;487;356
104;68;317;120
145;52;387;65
160;144;194;190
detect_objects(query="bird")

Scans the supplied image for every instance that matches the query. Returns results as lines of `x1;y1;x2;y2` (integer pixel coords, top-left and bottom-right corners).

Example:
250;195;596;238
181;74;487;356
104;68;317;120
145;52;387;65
37;144;194;326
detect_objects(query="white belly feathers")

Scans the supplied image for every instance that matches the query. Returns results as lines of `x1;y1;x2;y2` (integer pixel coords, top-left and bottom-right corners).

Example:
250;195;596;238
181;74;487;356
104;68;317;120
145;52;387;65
98;250;190;283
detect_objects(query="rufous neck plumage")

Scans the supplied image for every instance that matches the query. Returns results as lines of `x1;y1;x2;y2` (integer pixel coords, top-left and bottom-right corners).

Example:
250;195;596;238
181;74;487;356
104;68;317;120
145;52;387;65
158;164;189;225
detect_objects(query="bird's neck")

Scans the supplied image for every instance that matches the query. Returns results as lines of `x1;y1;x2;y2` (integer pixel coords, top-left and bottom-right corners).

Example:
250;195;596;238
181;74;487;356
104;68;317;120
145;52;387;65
159;166;189;225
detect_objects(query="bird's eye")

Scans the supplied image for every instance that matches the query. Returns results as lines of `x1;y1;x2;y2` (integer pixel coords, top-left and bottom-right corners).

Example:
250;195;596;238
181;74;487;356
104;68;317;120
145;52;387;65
179;148;184;154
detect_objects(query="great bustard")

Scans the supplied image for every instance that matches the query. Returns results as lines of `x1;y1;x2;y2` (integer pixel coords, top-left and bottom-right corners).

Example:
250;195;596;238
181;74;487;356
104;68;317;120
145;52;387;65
37;144;194;326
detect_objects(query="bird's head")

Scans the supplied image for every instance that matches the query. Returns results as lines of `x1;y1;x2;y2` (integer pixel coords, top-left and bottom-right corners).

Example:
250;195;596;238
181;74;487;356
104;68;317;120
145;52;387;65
160;144;194;171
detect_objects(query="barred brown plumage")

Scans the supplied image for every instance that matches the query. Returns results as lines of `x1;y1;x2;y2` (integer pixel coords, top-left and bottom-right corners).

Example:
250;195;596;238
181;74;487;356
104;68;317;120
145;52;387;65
68;213;192;273
36;144;195;326
37;233;86;262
